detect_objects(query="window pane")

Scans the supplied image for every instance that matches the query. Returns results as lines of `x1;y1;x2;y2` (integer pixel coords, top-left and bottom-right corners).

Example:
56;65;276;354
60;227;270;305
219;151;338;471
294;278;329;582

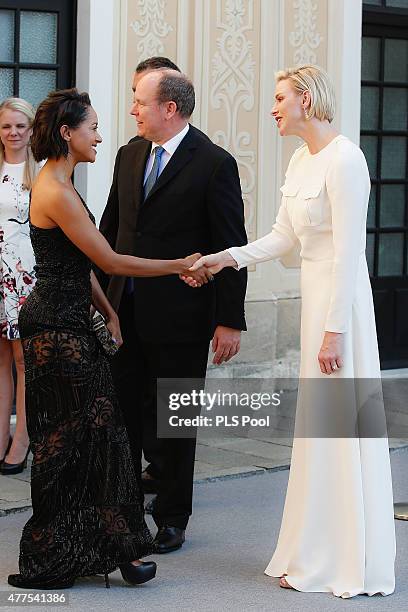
360;136;378;179
0;68;14;99
20;12;57;64
361;37;381;81
366;233;375;277
19;69;56;108
0;10;14;63
384;39;408;82
367;189;376;229
386;0;408;7
383;88;408;130
361;87;380;130
381;137;407;179
378;233;404;276
380;185;406;227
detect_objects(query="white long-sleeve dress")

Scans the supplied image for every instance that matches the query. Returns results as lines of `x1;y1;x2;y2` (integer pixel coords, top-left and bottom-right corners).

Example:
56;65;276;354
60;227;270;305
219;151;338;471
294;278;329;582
228;135;396;598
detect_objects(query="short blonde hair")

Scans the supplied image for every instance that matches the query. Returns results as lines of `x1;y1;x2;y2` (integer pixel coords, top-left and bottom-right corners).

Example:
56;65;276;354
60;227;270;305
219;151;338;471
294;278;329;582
275;65;336;123
0;97;40;190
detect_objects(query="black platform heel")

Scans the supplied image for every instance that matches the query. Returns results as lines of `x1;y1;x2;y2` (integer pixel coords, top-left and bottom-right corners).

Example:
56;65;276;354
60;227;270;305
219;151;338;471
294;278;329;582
1;447;30;475
104;573;110;588
119;561;157;585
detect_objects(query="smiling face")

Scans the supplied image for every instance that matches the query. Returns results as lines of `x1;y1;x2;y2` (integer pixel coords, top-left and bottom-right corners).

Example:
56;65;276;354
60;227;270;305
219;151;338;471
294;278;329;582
0;108;32;159
64;106;102;163
271;78;307;137
130;72;168;142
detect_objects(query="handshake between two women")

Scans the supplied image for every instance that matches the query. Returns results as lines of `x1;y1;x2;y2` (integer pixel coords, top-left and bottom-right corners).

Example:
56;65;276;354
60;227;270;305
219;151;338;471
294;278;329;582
180;250;236;287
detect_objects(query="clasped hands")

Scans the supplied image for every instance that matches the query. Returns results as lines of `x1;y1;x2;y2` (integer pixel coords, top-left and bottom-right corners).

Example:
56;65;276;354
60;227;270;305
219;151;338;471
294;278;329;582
179;250;235;287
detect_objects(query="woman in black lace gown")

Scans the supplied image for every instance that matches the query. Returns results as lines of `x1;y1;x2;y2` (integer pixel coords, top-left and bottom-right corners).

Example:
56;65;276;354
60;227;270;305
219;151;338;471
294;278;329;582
8;89;209;590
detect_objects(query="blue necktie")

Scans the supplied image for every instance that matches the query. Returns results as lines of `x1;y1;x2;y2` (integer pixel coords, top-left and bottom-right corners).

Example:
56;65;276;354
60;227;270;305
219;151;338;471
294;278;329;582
144;146;165;200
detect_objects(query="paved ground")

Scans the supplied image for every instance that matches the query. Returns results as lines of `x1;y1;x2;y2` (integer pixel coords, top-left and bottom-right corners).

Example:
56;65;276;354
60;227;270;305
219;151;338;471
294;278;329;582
2;376;408;516
2;435;407;516
1;447;408;612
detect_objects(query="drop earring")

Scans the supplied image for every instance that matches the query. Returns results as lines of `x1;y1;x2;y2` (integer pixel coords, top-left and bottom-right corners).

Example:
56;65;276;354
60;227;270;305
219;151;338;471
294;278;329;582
304;107;310;121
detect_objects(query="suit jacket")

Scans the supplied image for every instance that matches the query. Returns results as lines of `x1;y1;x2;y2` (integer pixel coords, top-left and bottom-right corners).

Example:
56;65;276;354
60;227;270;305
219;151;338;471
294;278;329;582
98;125;247;343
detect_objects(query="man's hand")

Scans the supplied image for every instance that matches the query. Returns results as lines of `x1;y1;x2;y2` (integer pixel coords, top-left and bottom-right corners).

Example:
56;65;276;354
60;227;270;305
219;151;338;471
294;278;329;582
212;326;241;365
318;331;343;375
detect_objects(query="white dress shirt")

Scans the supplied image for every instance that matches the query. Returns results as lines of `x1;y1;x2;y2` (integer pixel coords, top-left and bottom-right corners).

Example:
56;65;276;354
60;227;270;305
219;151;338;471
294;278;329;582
143;123;190;184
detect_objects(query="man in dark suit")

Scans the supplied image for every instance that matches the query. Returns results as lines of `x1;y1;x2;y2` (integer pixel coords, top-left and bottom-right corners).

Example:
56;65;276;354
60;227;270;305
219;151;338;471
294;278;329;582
127;58;181;494
99;69;247;553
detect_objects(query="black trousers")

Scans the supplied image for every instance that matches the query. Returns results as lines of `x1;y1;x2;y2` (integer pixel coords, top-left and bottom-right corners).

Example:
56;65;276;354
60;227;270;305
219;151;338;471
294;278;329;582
110;295;209;530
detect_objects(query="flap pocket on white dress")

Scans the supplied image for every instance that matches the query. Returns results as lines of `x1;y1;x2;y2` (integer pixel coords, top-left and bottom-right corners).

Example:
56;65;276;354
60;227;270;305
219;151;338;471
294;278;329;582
298;183;325;226
299;185;322;199
280;184;299;197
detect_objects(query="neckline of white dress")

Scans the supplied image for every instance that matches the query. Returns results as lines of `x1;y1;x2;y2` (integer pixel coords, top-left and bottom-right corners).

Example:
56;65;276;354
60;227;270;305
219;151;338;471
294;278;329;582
3;160;25;167
305;134;345;158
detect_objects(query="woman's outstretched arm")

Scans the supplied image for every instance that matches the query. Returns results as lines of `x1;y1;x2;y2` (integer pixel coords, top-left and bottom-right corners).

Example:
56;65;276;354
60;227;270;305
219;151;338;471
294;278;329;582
189;198;297;276
36;187;210;284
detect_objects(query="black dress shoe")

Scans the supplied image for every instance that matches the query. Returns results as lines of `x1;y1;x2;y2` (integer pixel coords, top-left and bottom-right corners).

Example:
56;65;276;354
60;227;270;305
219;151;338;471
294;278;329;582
154;526;185;554
8;574;75;590
119;561;157;585
141;470;158;494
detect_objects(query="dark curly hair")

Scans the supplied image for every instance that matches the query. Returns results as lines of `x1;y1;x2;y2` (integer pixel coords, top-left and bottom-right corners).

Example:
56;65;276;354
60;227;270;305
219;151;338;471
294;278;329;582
31;88;92;162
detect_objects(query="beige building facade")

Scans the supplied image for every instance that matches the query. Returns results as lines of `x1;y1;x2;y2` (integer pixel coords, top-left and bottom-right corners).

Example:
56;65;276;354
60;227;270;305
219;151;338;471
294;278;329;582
75;0;364;375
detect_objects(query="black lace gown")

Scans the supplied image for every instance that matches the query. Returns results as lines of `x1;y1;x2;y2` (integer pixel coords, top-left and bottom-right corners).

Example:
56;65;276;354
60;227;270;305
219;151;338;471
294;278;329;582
17;204;154;584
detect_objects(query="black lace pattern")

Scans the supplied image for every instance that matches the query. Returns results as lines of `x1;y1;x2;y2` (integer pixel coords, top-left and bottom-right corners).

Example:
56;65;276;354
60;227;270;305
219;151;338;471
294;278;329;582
17;203;154;581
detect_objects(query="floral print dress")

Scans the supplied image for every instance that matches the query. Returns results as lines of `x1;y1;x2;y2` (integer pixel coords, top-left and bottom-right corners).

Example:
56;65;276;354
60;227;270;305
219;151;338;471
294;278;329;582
0;161;36;340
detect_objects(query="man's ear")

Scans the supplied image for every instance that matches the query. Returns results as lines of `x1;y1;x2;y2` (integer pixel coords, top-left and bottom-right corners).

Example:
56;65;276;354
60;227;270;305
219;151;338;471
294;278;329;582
60;124;71;142
165;101;178;120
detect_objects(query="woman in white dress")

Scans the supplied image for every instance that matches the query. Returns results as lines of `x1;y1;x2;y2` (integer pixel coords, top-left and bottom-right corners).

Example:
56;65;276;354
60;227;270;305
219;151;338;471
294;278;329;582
189;65;396;598
0;98;42;474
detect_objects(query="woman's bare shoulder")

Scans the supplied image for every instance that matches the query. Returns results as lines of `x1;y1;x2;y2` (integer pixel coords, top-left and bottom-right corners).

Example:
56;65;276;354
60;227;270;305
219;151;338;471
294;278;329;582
31;176;84;227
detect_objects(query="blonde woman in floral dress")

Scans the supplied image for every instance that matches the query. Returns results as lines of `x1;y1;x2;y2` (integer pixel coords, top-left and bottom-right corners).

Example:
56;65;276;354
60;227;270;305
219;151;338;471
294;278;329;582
0;98;42;474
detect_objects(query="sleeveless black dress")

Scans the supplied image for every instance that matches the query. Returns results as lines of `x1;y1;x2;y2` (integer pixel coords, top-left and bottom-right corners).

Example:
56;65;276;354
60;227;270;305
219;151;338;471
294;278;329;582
17;203;154;584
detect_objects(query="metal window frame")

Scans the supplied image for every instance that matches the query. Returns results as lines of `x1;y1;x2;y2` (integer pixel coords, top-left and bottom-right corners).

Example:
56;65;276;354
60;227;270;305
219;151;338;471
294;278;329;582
362;9;408;279
0;0;77;95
